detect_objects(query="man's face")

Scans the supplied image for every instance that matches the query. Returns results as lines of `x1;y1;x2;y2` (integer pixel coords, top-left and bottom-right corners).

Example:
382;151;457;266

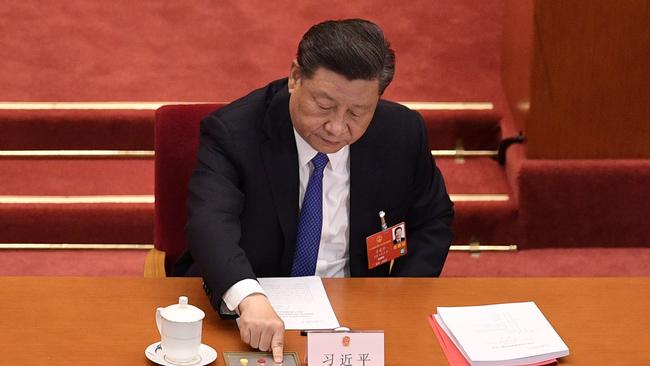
288;62;380;154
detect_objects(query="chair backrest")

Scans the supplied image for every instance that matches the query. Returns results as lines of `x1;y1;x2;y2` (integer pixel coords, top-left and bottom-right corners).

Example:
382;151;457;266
154;103;225;273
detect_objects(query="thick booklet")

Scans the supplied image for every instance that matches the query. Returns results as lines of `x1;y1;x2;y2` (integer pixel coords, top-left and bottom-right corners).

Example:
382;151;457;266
431;302;569;366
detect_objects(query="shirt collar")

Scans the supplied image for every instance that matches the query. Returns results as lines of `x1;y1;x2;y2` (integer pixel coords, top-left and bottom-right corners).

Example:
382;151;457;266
293;128;349;171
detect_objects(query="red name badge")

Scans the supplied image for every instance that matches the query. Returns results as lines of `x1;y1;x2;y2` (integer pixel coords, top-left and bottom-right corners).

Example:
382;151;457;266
366;222;407;269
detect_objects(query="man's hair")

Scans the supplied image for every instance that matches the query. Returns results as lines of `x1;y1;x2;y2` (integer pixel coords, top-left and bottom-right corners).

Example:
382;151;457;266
297;19;396;95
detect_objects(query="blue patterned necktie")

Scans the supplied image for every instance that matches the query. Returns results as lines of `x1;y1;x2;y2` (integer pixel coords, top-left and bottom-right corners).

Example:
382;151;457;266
291;152;329;276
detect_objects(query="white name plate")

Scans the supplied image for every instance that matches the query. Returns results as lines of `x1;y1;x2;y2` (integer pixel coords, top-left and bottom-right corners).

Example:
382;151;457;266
307;331;384;366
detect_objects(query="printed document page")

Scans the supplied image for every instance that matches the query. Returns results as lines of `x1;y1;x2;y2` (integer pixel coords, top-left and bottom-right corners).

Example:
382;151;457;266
437;302;569;366
258;276;340;330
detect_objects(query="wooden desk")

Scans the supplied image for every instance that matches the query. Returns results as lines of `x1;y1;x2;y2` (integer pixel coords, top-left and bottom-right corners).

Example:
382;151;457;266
1;277;648;365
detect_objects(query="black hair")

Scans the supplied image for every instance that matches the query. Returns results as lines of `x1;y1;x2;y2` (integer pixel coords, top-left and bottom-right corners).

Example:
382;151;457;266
297;19;396;94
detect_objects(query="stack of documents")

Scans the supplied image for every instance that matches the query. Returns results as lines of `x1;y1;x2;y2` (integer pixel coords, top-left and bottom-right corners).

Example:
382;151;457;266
430;302;569;366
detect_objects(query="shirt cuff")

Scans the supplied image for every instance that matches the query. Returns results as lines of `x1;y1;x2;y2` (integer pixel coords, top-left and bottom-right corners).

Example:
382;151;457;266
222;278;266;312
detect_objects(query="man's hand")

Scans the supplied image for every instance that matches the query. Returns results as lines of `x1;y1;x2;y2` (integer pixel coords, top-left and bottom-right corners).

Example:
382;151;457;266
237;293;285;363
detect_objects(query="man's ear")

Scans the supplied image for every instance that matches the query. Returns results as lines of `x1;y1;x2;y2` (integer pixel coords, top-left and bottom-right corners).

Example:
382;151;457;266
287;60;301;94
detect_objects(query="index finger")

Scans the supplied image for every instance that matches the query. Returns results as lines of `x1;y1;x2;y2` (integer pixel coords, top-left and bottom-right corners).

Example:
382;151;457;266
270;328;284;364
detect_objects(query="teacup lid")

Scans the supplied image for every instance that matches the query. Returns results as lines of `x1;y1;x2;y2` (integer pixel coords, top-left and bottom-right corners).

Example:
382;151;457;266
160;296;205;322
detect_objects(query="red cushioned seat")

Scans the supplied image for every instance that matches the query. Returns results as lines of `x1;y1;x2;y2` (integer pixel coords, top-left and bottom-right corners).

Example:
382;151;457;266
154;104;225;274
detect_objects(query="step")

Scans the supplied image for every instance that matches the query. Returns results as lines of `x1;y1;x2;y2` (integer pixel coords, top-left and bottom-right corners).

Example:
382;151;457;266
452;200;519;245
0;158;152;195
0;158;154;244
437;157;511;194
0;107;512;249
0;202;153;244
437;157;519;245
0;157;517;246
0;106;501;152
518;159;650;247
0;109;154;150
420;109;502;150
4;247;649;277
0;249;148;276
0;155;517;275
442;247;650;276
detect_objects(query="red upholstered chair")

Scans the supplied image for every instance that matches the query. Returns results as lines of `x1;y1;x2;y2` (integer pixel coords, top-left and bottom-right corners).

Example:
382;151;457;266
144;103;225;277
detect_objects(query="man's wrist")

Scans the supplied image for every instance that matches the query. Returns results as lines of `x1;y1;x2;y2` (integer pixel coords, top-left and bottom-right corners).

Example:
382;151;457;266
222;278;266;311
237;293;268;315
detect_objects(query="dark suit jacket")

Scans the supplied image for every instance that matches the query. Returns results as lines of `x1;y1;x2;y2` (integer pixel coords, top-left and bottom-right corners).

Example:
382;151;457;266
174;79;454;311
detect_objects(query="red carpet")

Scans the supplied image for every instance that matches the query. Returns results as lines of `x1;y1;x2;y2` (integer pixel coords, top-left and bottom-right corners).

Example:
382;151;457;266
2;1;649;276
437;158;510;194
443;248;650;277
0;0;503;102
0;250;148;276
0;203;152;244
0;158;152;195
497;100;650;248
0;109;154;150
2;247;649;277
452;201;518;245
0;108;510;247
518;159;650;247
421;110;502;150
0;108;502;152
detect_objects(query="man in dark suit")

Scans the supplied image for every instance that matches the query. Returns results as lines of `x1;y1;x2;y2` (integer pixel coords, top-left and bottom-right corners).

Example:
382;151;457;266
176;19;453;362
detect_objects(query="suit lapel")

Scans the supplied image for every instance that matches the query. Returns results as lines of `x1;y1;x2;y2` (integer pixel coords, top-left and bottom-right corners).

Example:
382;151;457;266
260;87;299;276
349;123;384;276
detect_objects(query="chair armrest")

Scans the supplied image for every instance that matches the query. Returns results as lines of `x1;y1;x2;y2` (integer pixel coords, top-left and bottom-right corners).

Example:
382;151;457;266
144;248;167;278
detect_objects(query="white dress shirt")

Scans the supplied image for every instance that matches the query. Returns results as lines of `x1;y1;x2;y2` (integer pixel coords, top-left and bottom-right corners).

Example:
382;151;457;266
222;129;351;311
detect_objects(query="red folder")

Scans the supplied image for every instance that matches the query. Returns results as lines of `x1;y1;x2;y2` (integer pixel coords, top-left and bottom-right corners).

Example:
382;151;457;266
428;315;557;366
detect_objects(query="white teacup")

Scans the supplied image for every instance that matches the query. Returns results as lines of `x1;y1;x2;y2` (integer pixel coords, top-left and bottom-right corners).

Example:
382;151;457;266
156;296;206;364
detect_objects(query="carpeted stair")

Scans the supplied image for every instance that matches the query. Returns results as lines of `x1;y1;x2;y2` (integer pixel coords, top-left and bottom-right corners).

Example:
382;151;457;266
0;105;515;275
3;0;647;277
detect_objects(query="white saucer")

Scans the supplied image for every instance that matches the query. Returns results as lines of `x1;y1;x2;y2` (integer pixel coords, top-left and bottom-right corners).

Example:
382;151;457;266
145;342;217;366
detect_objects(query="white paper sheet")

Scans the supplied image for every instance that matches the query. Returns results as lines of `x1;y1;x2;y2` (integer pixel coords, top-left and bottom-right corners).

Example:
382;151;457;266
258;276;340;330
437;301;569;366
